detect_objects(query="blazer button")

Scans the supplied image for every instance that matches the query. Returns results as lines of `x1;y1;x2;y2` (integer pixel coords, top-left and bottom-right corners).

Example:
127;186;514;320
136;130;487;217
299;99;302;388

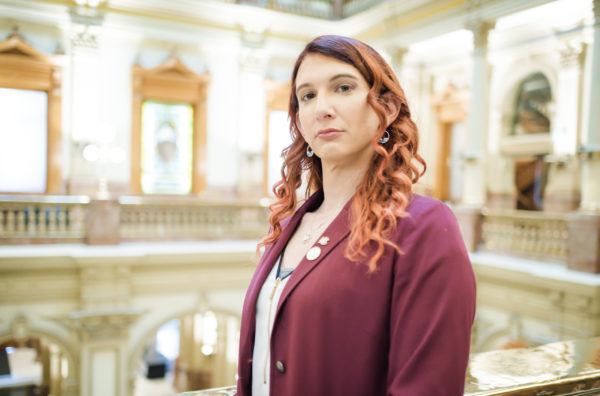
276;361;285;373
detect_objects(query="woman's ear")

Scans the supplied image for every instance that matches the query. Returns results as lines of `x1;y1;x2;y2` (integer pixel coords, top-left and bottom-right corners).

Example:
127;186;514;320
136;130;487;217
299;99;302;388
381;92;400;127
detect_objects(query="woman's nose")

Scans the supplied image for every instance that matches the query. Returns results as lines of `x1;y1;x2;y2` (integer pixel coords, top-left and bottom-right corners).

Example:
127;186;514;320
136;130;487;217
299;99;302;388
314;93;335;120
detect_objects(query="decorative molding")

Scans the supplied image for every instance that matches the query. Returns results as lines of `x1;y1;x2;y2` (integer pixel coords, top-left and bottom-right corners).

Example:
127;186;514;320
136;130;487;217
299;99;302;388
0;27;48;62
499;134;554;157
577;144;600;161
558;40;586;68
11;315;29;341
64;309;142;340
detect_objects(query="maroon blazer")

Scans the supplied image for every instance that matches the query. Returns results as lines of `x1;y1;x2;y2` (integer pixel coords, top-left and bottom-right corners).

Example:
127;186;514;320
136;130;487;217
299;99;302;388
236;190;476;396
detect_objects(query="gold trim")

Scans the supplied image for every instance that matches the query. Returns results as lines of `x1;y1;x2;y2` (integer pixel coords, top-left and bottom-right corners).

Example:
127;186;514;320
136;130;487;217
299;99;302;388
31;0;314;42
359;0;465;41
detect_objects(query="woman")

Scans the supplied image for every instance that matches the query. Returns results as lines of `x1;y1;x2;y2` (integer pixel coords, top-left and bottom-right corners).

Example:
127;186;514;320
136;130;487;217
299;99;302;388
236;35;476;396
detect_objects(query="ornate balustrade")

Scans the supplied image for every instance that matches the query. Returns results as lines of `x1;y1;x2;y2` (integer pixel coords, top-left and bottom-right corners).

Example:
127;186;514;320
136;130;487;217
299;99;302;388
0;195;269;244
232;0;383;19
119;196;269;241
480;208;569;262
0;195;89;244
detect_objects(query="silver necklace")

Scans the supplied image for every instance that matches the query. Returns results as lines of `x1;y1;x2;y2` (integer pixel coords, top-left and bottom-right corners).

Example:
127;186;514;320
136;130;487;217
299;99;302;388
302;212;338;244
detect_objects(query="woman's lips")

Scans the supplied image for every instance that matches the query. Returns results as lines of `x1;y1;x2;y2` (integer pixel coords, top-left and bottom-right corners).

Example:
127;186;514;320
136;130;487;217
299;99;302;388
316;129;343;139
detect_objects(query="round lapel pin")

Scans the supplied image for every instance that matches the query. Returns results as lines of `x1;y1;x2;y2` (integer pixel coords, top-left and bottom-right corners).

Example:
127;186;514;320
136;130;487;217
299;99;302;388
306;246;321;261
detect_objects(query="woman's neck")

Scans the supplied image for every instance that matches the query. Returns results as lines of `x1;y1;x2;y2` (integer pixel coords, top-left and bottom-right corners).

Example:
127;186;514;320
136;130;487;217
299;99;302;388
317;157;369;215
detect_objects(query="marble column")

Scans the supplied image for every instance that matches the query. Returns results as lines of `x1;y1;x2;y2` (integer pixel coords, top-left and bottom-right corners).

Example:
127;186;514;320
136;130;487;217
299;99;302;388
544;39;586;212
67;310;141;396
463;20;495;207
453;20;493;252
236;41;267;199
389;46;408;82
580;0;600;211
568;0;600;273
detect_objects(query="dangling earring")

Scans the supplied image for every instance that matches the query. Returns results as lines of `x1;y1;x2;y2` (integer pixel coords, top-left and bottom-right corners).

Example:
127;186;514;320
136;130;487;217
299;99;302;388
306;145;314;157
379;130;390;144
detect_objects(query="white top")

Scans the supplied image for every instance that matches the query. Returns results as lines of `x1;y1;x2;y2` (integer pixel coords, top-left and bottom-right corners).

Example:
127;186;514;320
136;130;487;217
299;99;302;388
251;255;291;396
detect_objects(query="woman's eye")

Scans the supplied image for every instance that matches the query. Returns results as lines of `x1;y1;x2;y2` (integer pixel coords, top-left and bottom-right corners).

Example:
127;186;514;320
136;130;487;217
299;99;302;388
300;92;315;102
336;84;353;93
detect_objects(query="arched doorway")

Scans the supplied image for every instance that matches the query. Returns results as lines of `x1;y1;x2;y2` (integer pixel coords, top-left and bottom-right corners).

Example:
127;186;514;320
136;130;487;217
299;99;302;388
131;310;240;396
0;334;77;396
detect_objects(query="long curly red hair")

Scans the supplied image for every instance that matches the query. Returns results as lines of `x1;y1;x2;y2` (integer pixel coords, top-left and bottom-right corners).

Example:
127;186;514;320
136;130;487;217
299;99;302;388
259;35;426;272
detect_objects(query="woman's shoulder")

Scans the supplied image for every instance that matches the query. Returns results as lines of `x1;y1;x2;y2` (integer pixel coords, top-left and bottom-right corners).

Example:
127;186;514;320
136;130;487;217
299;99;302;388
393;194;461;240
405;194;455;222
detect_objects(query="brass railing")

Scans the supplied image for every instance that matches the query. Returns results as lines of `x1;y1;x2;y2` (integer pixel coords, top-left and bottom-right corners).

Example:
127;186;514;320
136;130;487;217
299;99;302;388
0;195;269;244
480;208;568;262
175;338;600;396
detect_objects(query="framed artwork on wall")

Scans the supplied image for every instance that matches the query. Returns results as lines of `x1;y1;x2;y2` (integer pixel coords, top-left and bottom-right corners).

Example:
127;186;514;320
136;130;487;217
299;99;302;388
141;101;194;194
131;57;209;195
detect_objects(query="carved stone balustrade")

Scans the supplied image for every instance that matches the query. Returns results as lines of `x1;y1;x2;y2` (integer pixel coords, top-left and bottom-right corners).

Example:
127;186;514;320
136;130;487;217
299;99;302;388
0;195;269;245
0;195;89;244
119;196;269;241
480;208;569;262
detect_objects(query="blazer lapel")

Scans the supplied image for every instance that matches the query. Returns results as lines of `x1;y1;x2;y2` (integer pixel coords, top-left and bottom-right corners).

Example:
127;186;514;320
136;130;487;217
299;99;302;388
275;195;352;316
243;190;326;325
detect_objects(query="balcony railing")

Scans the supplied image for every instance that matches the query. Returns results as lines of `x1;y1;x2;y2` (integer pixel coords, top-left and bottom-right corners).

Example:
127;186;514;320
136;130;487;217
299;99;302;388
0;195;269;244
480;208;568;262
174;338;600;396
0;195;90;243
232;0;384;19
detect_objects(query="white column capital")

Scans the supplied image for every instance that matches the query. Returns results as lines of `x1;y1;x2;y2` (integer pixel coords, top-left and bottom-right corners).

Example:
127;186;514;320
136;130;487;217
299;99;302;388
558;40;586;68
466;20;495;52
389;46;408;64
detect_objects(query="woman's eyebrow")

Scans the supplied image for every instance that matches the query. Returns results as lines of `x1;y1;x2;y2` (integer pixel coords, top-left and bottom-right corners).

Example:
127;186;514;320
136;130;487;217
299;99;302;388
296;73;359;94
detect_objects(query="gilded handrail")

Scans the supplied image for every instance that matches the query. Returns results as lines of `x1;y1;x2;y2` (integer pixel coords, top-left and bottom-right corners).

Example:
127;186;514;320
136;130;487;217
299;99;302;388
173;338;600;396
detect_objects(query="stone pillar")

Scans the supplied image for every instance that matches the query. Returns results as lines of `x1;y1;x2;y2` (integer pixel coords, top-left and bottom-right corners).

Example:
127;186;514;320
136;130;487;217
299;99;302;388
579;0;600;211
452;20;494;252
389;47;408;82
567;0;600;273
86;199;120;245
67;310;140;396
463;20;495;207
236;39;267;199
544;39;586;212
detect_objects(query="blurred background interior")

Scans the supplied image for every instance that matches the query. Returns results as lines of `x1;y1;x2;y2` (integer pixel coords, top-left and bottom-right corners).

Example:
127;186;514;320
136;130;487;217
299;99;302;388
0;0;599;395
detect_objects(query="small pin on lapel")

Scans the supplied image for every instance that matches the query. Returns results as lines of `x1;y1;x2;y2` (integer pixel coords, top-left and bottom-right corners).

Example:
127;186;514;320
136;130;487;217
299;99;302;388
306;246;321;261
318;236;330;246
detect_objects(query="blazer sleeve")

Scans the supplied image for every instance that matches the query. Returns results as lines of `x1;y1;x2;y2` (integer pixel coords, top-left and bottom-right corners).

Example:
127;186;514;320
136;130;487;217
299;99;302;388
386;201;476;396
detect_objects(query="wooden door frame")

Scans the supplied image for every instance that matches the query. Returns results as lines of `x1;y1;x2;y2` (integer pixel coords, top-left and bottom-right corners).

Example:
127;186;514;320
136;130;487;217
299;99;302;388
430;84;469;201
263;80;291;197
0;31;63;194
131;57;209;195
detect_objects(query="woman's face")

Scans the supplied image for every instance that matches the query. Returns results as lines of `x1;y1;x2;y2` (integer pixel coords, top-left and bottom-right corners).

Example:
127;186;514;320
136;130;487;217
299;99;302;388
295;53;381;168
